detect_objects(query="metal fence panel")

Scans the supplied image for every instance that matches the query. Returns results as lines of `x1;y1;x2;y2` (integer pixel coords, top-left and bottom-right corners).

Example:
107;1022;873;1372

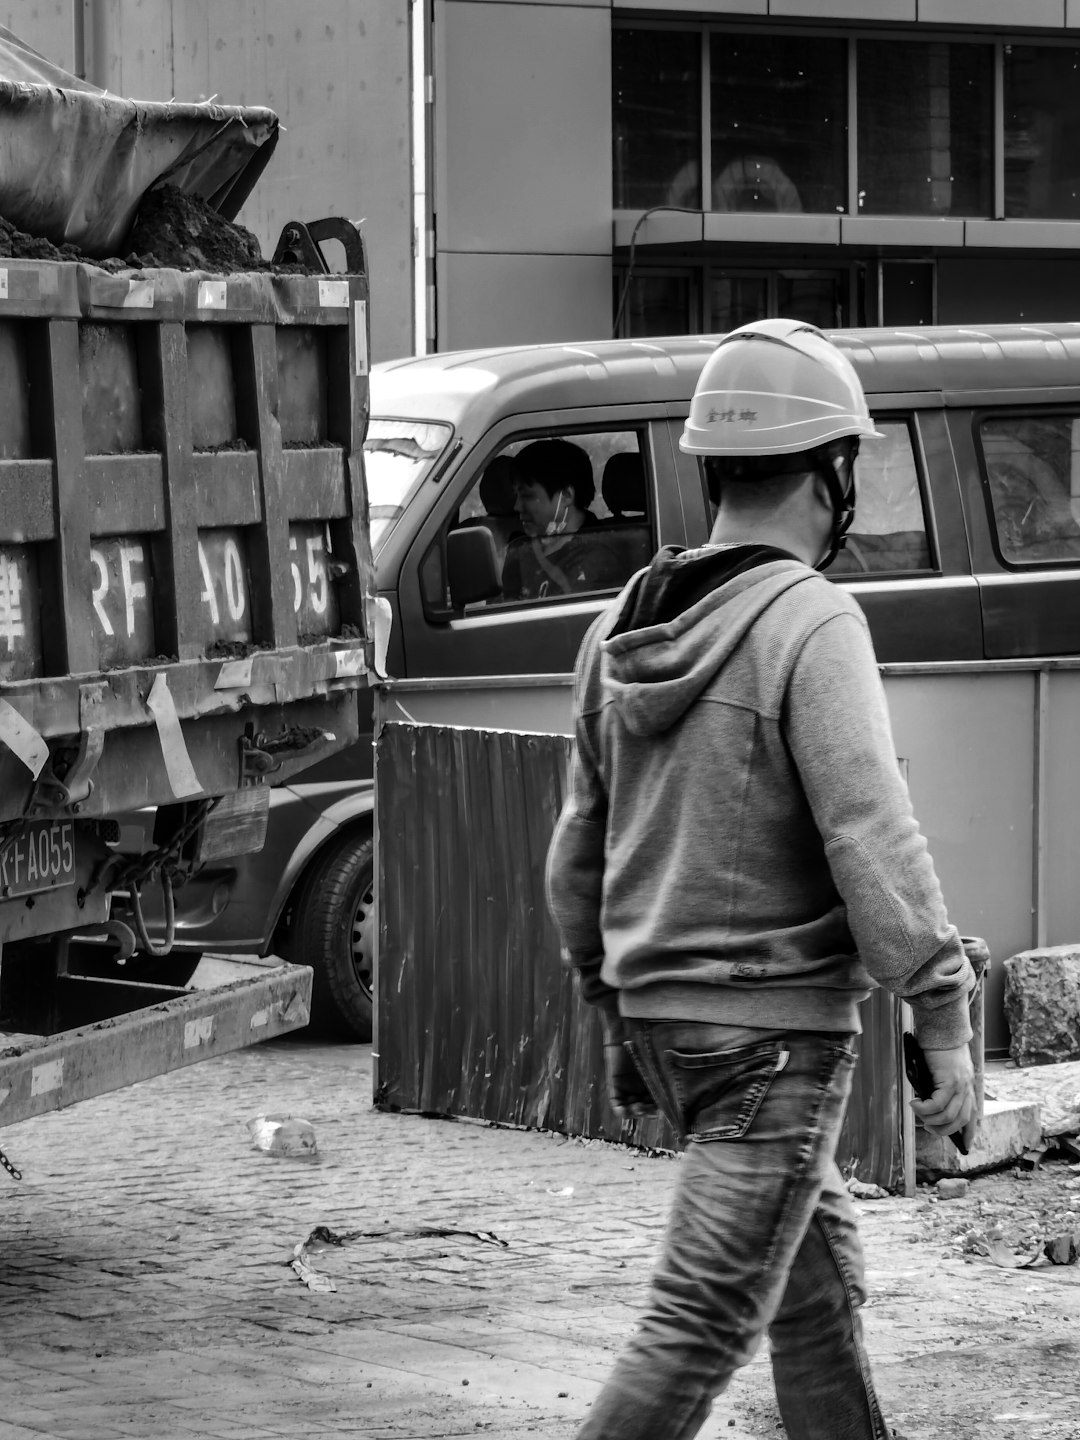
375;721;906;1189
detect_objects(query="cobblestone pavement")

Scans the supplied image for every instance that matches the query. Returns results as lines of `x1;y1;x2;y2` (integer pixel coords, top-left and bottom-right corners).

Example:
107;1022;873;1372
0;1037;1077;1440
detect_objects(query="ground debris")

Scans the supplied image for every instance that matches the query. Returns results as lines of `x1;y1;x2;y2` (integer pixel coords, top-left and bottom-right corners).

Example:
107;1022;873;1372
935;1178;969;1200
918;1148;1080;1270
847;1178;891;1200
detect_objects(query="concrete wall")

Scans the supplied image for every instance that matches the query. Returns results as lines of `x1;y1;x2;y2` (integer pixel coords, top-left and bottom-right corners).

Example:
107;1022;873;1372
9;1;414;362
433;0;612;349
2;3;74;66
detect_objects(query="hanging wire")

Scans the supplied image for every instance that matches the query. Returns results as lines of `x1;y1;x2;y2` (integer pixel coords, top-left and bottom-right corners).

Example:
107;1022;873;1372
612;205;706;339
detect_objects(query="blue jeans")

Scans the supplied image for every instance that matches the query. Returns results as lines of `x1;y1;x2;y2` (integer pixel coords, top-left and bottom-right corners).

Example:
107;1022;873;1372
576;1022;890;1440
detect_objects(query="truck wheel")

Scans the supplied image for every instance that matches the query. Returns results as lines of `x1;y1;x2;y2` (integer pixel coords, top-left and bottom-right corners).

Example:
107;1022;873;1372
289;832;374;1041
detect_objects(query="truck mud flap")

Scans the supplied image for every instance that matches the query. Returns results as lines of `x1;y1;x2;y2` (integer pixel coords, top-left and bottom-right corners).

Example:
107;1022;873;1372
0;960;312;1128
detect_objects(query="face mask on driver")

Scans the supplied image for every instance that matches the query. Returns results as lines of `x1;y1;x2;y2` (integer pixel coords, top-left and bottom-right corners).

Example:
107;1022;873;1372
544;490;570;537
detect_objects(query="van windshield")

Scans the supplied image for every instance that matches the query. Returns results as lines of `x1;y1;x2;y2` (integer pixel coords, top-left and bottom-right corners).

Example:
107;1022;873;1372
363;419;453;554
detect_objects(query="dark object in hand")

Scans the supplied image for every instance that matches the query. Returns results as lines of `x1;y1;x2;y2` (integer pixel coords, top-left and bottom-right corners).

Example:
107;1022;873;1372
902;1032;969;1155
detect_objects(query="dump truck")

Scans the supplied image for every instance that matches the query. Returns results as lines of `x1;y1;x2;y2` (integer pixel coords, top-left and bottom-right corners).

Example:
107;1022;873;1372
0;34;374;1162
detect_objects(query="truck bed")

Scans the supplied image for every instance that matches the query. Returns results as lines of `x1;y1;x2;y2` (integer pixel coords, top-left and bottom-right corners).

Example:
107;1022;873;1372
0;254;373;821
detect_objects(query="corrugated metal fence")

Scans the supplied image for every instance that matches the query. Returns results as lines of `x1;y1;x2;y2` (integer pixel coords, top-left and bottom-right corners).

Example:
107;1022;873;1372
375;721;908;1191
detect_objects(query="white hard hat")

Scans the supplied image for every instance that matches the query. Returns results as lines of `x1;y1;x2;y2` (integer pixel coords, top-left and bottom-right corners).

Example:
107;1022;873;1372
680;318;883;457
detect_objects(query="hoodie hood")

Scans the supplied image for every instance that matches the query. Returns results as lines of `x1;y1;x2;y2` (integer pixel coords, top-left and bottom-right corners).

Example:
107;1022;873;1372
600;544;816;736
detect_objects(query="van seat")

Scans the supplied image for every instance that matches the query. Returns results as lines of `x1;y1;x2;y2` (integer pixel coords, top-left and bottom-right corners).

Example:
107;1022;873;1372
602;452;647;520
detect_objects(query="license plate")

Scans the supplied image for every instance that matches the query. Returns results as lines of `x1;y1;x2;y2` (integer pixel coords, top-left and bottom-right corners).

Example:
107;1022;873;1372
0;819;76;899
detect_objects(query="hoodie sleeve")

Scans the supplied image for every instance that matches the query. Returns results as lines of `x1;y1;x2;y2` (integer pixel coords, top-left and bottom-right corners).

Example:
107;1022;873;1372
545;626;620;1015
783;606;974;1050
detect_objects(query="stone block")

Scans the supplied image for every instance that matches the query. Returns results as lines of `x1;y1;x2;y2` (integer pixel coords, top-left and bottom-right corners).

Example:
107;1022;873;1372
915;1098;1042;1181
1004;946;1080;1067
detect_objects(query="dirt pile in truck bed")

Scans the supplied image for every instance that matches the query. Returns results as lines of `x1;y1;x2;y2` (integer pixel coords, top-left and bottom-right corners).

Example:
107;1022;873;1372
125;185;267;271
1;184;300;273
0;214;84;263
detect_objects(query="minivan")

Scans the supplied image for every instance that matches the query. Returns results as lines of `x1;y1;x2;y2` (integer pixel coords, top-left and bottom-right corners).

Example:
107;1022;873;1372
152;323;1080;1052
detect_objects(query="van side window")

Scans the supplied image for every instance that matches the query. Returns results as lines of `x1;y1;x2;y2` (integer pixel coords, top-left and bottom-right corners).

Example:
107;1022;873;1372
825;419;932;576
434;430;654;614
979;415;1080;565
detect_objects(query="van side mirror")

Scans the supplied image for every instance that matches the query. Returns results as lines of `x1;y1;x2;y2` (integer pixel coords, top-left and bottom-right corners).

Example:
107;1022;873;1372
446;526;502;610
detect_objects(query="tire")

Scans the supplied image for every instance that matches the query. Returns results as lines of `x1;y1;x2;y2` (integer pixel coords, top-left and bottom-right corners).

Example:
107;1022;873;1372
288;831;374;1041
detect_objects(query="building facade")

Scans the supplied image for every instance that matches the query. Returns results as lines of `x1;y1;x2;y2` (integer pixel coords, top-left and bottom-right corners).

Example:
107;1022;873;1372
12;3;1080;355
428;0;1080;349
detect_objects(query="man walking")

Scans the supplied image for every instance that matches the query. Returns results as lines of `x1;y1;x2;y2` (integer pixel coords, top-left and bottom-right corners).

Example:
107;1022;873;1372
545;319;976;1440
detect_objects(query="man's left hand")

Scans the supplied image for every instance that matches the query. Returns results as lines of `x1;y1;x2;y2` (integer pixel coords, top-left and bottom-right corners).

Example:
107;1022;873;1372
912;1042;977;1144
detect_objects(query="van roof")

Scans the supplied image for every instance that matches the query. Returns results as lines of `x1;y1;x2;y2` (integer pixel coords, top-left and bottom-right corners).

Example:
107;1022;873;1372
371;323;1080;427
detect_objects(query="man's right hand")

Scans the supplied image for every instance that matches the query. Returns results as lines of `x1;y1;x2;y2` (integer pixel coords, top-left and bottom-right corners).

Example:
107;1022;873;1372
911;1042;977;1147
604;1041;658;1120
599;1010;657;1119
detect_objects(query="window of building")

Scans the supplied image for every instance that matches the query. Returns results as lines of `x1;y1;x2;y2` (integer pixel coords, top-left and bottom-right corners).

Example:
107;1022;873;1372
825;420;933;576
777;272;846;330
426;431;654;616
613;27;702;211
614;23;1080;230
616;270;697;337
979;414;1080;564
1004;46;1080;221
857;39;992;217
709;32;847;216
707;274;768;332
615;266;849;339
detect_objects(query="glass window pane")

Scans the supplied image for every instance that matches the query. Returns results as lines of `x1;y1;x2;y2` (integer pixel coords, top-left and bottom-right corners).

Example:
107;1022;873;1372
440;432;655;613
826;420;932;575
979;415;1080;564
614;28;702;210
1004;46;1080;220
363;419;454;556
708;274;767;332
857;41;992;217
880;262;935;326
619;272;693;337
778;272;846;329
710;33;846;215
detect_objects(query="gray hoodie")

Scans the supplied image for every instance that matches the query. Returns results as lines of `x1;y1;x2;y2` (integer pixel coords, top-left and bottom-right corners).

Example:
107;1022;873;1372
545;543;974;1049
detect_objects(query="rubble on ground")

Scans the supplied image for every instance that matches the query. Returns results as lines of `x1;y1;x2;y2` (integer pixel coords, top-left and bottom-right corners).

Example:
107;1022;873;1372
985;1057;1080;1140
916;1142;1080;1268
1004;946;1080;1065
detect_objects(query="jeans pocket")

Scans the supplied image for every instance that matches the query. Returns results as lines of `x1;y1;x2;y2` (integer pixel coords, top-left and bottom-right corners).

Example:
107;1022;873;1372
665;1040;790;1142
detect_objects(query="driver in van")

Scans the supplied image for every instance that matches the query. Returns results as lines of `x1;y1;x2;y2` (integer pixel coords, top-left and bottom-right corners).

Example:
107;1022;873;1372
501;439;628;601
546;319;976;1440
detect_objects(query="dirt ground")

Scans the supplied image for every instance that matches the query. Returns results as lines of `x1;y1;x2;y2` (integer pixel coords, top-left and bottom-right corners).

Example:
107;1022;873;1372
1;1040;1077;1440
776;1154;1080;1440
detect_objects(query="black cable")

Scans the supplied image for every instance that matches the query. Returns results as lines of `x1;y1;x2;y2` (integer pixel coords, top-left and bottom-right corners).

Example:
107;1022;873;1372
612;205;706;339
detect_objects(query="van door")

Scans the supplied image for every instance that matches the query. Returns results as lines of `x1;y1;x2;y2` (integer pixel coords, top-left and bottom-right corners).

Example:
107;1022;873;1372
947;405;1080;658
671;404;984;664
397;407;686;681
